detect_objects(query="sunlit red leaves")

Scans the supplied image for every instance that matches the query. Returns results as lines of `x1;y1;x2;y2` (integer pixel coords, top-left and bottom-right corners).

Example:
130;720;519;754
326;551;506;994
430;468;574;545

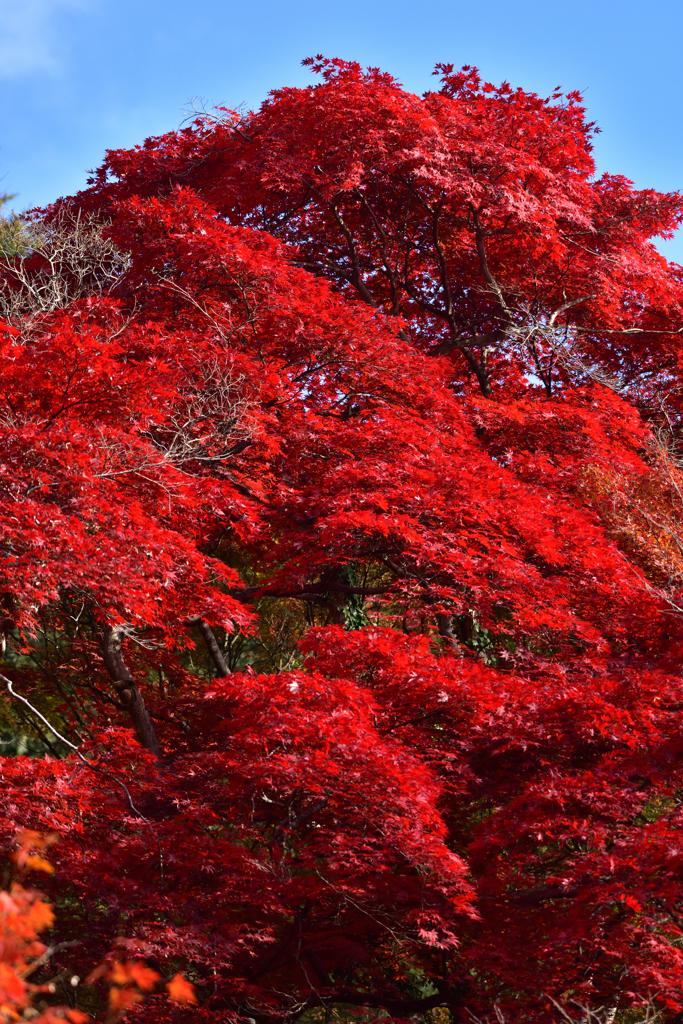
71;53;683;400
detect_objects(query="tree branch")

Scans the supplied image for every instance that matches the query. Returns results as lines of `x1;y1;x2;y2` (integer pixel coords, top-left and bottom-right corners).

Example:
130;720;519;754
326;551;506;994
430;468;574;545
100;625;162;758
188;616;230;676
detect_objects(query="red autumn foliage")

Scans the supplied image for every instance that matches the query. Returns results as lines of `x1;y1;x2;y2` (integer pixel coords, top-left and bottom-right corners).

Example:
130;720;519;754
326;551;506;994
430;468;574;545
1;56;683;1024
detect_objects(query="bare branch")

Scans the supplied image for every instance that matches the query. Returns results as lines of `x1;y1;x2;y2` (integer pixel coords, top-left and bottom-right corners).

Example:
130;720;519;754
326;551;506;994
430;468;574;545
0;210;130;334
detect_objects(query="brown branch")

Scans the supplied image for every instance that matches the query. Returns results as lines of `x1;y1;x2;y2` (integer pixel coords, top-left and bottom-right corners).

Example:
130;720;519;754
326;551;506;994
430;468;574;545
327;197;379;309
100;625;161;758
481;882;582;904
188;616;230;677
235;582;393;601
352;187;401;315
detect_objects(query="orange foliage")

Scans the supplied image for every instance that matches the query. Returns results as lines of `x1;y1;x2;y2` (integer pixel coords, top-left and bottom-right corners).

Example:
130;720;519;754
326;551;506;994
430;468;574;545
0;834;83;1024
0;835;196;1024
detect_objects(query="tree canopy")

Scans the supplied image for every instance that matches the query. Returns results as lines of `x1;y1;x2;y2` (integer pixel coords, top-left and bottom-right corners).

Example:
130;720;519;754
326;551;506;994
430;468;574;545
1;57;683;1024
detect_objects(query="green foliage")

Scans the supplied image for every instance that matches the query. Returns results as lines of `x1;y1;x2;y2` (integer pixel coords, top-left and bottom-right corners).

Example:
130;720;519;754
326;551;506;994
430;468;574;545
0;193;39;257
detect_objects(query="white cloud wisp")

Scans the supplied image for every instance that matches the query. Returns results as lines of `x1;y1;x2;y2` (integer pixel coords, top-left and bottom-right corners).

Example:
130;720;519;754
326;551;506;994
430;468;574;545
0;0;94;79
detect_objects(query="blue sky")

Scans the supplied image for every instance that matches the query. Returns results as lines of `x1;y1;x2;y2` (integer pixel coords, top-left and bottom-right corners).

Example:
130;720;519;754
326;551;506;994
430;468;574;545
2;0;682;261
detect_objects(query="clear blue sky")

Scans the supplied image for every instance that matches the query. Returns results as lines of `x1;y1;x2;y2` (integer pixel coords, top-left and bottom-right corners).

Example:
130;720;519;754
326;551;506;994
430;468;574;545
2;0;682;261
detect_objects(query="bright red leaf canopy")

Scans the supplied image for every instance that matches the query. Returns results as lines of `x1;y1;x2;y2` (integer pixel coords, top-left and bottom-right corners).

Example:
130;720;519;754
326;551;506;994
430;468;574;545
1;56;683;1024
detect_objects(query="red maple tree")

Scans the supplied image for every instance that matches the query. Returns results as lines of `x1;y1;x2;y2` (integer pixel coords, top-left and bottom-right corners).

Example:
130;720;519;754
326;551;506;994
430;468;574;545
1;57;683;1024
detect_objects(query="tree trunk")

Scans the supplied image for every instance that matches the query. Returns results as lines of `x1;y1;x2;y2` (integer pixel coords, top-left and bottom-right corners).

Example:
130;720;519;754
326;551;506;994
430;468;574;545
436;613;463;655
101;625;162;758
188;616;230;677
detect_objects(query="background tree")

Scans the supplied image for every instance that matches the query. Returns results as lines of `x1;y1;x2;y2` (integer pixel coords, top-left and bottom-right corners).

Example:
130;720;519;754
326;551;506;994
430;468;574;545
0;194;39;257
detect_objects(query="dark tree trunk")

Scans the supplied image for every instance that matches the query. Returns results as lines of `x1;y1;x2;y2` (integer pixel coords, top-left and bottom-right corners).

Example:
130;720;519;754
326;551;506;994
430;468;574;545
101;625;162;758
188;616;230;677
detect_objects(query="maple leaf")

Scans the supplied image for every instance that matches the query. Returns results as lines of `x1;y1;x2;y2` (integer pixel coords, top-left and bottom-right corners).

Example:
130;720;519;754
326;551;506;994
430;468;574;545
166;973;198;1005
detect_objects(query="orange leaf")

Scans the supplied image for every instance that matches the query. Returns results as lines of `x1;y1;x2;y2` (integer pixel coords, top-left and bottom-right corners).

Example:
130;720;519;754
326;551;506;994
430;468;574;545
109;987;142;1012
24;856;54;875
129;961;160;993
167;973;198;1005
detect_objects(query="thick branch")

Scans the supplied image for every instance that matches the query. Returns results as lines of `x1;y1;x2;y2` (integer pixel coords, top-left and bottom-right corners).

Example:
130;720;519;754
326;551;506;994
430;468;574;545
188;616;230;677
327;199;379;308
430;330;503;358
482;882;582;904
353;187;401;315
100;625;161;758
235;582;393;601
320;987;459;1016
473;213;511;319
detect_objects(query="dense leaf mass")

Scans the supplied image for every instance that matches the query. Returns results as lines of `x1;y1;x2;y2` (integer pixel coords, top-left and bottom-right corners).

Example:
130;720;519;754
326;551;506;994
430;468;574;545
1;57;683;1024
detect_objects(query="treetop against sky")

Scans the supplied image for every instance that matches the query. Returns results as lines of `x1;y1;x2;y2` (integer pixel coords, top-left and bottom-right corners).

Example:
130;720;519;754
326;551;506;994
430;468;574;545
0;0;681;261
